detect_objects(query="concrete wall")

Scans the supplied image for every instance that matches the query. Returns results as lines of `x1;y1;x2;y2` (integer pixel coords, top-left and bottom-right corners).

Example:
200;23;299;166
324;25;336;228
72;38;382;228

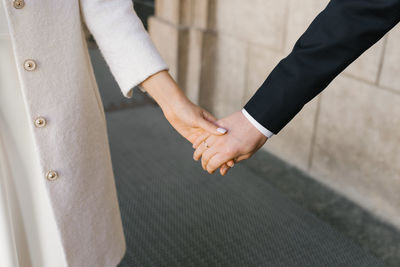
148;0;400;228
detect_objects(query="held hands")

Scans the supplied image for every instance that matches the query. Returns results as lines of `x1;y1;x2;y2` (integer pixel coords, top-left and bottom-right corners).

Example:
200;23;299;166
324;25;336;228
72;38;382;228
192;111;268;176
163;104;268;176
162;101;268;175
140;70;266;175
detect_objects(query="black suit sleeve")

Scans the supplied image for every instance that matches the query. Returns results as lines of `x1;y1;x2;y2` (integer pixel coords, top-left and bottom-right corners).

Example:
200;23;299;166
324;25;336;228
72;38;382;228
244;0;400;134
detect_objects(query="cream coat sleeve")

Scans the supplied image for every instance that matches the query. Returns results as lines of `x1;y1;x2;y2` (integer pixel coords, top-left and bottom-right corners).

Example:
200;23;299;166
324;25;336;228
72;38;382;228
80;0;168;97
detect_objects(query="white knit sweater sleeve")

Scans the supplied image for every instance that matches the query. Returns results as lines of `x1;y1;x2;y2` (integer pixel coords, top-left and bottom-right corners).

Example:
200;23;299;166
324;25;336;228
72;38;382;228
80;0;168;97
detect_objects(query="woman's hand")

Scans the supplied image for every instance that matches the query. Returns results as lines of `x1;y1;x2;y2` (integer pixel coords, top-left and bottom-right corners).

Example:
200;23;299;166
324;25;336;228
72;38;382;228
163;99;227;143
192;111;267;175
140;70;226;144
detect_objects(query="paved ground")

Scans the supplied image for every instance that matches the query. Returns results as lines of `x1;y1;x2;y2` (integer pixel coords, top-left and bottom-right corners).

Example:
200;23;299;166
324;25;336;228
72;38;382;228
89;48;400;266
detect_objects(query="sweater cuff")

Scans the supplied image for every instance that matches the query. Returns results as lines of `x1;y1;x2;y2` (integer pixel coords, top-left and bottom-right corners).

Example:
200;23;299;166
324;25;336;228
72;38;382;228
111;33;168;98
242;109;274;138
80;0;168;98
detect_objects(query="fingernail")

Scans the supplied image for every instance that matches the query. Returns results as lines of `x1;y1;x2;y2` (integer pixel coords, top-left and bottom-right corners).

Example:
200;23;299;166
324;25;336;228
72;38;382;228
217;127;227;134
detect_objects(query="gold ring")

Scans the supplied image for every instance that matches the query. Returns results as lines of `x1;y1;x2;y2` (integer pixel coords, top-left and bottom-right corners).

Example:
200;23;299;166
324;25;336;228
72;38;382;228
203;141;209;148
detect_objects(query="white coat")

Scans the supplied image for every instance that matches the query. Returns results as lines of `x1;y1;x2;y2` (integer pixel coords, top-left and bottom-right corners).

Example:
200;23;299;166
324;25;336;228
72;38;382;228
2;0;167;266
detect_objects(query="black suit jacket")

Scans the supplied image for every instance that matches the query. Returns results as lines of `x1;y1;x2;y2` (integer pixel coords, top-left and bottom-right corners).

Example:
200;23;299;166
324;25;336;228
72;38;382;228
244;0;400;134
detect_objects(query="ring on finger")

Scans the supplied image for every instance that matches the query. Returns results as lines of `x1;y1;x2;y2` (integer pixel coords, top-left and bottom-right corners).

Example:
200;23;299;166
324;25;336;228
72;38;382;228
203;141;210;148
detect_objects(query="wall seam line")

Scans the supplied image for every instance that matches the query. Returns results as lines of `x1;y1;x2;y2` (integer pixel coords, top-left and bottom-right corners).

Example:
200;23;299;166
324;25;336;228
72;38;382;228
242;42;251;104
341;73;400;96
307;95;322;171
375;35;388;85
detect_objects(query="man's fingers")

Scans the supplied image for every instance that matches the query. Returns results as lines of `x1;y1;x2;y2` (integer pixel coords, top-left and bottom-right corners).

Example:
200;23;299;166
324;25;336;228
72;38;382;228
206;153;232;174
226;160;235;167
220;164;231;176
234;153;252;163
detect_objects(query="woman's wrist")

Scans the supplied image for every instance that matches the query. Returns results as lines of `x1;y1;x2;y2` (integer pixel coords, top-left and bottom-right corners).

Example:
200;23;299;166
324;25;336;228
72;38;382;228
140;70;189;116
160;92;190;118
141;70;226;142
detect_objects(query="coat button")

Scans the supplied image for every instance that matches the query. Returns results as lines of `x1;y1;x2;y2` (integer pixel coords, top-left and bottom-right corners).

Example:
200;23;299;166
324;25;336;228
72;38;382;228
46;170;59;181
13;0;25;9
23;59;37;71
34;117;47;128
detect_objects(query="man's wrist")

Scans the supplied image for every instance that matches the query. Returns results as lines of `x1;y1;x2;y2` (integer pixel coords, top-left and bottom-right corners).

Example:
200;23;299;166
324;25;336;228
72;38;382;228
241;109;274;138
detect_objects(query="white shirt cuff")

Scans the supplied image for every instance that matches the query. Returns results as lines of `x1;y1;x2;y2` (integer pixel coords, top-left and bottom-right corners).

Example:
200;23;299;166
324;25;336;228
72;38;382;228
242;109;274;138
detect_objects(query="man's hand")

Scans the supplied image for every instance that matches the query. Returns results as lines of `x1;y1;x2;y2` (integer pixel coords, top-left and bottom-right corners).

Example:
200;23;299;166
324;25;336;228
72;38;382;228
192;111;268;175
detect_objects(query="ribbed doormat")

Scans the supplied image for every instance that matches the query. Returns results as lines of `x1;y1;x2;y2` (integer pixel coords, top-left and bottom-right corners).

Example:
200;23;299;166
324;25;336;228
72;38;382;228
106;106;385;267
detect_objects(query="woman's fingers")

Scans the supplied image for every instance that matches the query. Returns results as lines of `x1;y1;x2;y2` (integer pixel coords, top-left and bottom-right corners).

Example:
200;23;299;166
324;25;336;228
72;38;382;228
193;136;215;161
202;110;218;122
206;153;231;174
192;131;211;149
201;147;218;171
193;143;207;161
187;129;205;144
198;110;227;136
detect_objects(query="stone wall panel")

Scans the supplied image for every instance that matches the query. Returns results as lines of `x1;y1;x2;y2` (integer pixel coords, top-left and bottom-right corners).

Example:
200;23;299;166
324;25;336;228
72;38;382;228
311;76;400;228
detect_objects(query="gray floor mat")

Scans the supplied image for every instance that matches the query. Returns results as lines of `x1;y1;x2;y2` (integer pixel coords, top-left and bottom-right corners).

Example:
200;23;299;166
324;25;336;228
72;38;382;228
105;106;385;267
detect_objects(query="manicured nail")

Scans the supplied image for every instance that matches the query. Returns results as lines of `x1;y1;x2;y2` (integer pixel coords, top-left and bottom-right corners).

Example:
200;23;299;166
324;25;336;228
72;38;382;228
217;127;227;134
